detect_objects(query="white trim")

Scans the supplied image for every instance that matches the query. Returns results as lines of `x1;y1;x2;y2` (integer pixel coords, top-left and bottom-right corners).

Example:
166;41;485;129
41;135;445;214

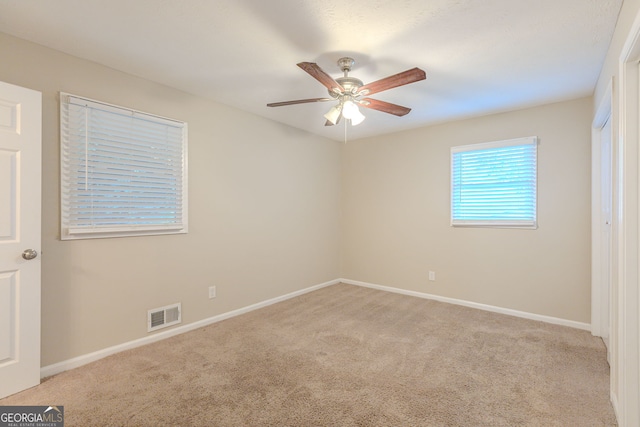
40;278;340;378
591;78;613;340
612;393;621;426
40;277;593;379
593;79;614;129
615;9;640;425
341;278;591;331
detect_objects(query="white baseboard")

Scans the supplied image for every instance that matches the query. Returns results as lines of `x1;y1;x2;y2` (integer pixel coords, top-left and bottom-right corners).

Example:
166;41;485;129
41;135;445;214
340;278;591;331
40;278;340;378
41;277;590;378
610;392;620;426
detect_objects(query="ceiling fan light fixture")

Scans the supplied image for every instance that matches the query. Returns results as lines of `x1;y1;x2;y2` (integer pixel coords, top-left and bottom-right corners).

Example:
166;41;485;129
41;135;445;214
341;100;365;125
324;104;342;125
349;110;366;126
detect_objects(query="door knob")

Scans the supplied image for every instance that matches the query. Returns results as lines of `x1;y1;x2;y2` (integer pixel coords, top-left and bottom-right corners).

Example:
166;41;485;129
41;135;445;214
22;249;38;260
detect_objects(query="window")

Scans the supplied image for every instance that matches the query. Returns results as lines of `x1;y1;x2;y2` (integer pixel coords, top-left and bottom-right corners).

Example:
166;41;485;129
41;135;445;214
451;136;537;228
60;93;188;240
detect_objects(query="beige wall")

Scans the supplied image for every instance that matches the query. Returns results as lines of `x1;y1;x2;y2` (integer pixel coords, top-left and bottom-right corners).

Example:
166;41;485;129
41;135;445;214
341;98;592;323
1;29;597;367
0;33;342;366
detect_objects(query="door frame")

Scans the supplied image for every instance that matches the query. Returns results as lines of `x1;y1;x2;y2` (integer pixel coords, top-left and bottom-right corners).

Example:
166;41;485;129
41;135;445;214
591;78;613;344
614;9;640;425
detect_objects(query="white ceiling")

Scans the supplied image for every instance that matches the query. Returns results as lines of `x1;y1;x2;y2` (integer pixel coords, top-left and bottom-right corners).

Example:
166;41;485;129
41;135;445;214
0;0;623;141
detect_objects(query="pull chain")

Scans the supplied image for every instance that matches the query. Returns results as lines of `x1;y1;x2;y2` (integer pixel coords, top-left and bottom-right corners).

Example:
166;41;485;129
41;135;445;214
344;118;348;144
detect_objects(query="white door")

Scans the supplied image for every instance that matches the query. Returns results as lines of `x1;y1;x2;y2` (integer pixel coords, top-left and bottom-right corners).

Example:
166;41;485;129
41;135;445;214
0;81;41;398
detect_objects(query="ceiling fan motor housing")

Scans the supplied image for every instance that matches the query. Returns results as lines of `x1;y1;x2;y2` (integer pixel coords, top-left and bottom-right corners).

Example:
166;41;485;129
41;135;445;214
338;57;355;72
332;76;363;96
329;57;363;98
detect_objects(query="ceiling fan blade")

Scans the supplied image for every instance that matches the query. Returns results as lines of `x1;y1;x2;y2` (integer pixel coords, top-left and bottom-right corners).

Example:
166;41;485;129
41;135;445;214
358;68;426;96
267;98;333;107
297;62;345;94
359;98;412;116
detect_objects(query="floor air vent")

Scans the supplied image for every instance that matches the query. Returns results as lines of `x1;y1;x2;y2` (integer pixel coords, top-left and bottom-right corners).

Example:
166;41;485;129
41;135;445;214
147;303;181;332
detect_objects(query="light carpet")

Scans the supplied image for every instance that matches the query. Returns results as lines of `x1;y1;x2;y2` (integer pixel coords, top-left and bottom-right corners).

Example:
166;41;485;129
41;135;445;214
0;283;616;426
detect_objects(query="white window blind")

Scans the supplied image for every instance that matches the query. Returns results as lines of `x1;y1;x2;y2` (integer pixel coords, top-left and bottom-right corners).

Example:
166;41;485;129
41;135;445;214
60;93;188;240
451;136;537;228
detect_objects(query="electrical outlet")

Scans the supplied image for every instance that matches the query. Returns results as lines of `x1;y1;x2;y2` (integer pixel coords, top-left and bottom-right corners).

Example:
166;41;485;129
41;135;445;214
208;286;216;299
429;271;436;281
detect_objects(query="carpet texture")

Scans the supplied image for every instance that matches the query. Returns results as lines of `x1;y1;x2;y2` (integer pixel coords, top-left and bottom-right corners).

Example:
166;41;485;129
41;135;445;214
1;284;616;426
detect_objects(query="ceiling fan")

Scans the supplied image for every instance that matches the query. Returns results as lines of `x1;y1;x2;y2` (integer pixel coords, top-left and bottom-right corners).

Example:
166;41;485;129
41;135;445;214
267;57;426;127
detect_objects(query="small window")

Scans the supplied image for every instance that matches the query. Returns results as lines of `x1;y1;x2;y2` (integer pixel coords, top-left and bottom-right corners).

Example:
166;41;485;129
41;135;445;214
60;93;188;240
451;136;537;228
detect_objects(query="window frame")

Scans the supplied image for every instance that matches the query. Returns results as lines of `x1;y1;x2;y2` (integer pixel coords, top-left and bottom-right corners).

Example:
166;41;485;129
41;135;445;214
450;136;538;229
59;92;188;240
